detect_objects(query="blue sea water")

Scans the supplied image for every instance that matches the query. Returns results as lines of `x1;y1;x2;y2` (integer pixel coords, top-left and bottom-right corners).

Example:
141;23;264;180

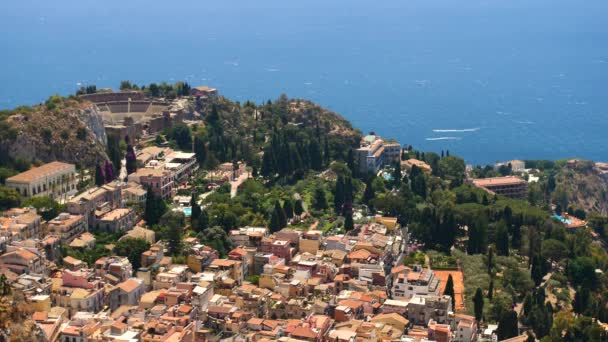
1;0;607;165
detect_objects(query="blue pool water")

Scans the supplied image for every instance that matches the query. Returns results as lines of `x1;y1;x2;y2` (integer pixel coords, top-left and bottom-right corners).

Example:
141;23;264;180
183;207;192;217
552;214;572;225
383;173;394;181
1;0;607;164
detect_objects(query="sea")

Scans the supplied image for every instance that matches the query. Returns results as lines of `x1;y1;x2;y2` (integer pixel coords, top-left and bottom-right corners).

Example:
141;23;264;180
1;0;607;165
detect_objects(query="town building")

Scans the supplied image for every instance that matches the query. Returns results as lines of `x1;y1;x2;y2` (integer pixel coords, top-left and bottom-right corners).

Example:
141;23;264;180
0;207;42;240
0;248;46;275
5;161;76;199
46;213;86;243
471;176;528;198
67;181;123;228
355;135;401;174
392;266;440;300
495;160;526;173
128;168;174;200
97;208;137;233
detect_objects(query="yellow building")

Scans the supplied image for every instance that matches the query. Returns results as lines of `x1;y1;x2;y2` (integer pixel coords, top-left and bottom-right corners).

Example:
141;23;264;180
374;215;398;230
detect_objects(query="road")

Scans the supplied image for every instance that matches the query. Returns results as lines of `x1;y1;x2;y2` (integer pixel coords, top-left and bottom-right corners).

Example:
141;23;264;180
230;172;250;198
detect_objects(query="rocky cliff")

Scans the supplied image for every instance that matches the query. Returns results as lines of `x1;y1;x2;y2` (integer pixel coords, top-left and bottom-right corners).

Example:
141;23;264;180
554;160;608;215
0;96;108;168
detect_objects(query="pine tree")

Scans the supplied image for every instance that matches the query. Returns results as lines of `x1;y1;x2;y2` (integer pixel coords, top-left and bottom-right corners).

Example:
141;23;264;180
474;288;484;321
95;164;105;186
283;199;294;220
444;274;456;310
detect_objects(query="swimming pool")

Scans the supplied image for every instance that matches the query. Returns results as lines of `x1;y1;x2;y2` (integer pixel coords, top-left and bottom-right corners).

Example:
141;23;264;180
382;173;394;181
183;207;192;216
552;214;571;225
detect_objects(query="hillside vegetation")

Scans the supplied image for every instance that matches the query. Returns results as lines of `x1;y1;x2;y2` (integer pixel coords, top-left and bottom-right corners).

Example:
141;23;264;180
0;96;108;171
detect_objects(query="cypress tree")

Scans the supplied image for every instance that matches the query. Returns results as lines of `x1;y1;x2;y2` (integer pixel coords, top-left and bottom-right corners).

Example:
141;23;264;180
487;246;494;275
392;161;402;187
474;288;484;321
294;199;304;218
309;140;323;171
444;274;455;310
334;176;345;214
362;178;375;205
196;209;209;232
274;200;287;228
283;199;294;220
573;286;590;315
313;187;328;211
144;187;167;226
496;310;519;340
496;223;509;256
107;135;122;177
344;211;354;232
323;138;330;167
191;193;201;226
347;148;355;175
531;255;545;286
488;278;494;300
94;164;104;186
269;208;282;233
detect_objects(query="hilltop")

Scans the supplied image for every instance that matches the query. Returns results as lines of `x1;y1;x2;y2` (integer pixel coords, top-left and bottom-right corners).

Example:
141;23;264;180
553;160;608;215
0;96;108;170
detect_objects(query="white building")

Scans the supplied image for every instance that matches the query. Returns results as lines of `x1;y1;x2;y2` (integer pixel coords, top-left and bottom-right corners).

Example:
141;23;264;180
5;161;76;199
355;135;401;174
391;265;440;300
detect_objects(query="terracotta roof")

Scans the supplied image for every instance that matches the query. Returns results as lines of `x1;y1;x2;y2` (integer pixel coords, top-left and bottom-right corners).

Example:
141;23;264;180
32;311;47;321
248;318;264;325
472;176;526;187
5;249;39;261
290;326;317;339
339;299;363;310
371;312;409;326
208;306;232;314
211;259;237;267
178;304;193;313
348;249;372;260
117;279;141;293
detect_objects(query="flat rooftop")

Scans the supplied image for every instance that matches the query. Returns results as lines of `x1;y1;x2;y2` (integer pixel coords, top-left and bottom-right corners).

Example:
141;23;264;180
472;176;526;187
6;161;74;183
